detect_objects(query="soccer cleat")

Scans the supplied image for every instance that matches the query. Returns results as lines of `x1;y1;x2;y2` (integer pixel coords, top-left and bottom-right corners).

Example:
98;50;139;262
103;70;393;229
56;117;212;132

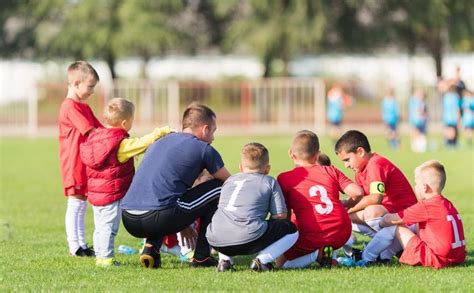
82;246;95;257
96;258;121;267
216;260;235;272
72;246;95;257
250;258;274;272
355;259;373;267
140;244;161;269
343;247;363;262
375;257;392;265
189;256;218;268
319;246;334;268
337;256;356;267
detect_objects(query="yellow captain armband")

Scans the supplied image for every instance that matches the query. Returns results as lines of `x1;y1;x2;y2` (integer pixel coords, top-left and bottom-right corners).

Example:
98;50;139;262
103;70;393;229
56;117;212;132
369;181;385;195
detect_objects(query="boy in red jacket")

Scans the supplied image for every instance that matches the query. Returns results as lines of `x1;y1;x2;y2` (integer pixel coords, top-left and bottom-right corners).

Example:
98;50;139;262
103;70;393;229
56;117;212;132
80;97;172;266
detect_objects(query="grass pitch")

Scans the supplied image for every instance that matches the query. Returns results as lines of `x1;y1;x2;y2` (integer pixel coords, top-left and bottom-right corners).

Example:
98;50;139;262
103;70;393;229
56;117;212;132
0;134;472;292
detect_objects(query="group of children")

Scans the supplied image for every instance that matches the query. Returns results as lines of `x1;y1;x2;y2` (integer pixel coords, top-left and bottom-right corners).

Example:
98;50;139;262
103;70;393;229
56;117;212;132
58;61;466;270
381;78;473;152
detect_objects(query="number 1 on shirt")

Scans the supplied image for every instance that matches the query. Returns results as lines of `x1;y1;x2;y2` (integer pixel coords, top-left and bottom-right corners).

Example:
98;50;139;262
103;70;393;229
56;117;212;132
225;180;246;211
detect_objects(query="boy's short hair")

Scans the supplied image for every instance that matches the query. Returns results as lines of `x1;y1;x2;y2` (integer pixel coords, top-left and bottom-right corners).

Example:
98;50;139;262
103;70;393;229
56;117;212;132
417;160;447;192
182;103;216;130
103;97;135;126
241;142;269;171
291;130;320;161
335;130;371;154
67;61;100;82
317;153;331;166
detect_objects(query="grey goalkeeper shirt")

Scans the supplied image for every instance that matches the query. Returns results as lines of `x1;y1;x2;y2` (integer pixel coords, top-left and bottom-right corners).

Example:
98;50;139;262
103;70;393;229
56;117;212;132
206;172;287;246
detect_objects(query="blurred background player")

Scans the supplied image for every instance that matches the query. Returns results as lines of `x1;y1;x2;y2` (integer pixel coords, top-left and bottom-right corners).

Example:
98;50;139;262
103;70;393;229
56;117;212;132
80;97;172;267
408;88;428;153
381;87;400;149
275;130;363;269
461;89;474;147
334;130;417;263
441;83;461;149
206;143;298;272
58;61;102;257
357;160;466;269
327;84;352;141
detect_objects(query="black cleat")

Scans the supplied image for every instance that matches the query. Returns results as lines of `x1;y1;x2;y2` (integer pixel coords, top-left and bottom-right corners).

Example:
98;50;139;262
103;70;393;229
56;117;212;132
72;246;95;257
250;258;274;272
140;244;161;269
189;256;218;268
344;247;363;262
319;246;334;268
216;260;235;272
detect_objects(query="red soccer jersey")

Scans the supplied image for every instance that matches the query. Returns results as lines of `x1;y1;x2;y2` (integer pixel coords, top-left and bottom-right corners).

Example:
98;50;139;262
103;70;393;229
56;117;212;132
398;195;466;266
58;98;102;193
277;165;353;251
355;153;417;213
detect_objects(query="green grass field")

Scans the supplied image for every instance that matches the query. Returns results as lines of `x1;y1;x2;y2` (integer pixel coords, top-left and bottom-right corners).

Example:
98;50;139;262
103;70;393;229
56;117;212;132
1;135;473;292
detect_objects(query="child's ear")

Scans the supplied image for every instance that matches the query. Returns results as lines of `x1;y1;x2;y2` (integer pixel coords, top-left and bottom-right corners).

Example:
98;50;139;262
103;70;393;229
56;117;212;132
356;147;365;157
288;149;296;160
264;164;271;175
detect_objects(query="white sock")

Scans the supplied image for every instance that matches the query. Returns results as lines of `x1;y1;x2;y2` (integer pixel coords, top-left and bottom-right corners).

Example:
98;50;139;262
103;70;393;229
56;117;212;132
65;198;82;254
77;199;88;249
257;231;299;264
365;217;382;232
352;223;376;237
362;225;397;262
282;250;318;269
218;253;234;264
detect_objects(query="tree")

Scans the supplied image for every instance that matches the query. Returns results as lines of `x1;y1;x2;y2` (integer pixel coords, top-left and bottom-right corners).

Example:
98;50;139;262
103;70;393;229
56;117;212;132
226;0;327;77
116;0;184;78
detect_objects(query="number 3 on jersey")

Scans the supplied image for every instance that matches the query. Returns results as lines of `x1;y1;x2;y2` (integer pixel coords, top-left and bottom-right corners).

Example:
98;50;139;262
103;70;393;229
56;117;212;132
225;179;246;211
309;185;333;215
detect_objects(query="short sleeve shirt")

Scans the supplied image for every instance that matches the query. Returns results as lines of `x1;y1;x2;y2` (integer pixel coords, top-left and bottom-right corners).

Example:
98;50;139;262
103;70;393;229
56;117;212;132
398;195;466;263
206;173;287;246
120;133;224;210
58;98;102;189
277;165;352;244
355;154;417;213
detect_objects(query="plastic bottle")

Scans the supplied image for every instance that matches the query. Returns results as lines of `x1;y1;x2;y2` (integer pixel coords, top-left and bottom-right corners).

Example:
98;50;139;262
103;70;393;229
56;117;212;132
118;244;137;255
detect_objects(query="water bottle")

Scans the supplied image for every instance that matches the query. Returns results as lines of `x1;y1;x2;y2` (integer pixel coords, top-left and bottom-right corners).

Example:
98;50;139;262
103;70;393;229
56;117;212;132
118;244;137;255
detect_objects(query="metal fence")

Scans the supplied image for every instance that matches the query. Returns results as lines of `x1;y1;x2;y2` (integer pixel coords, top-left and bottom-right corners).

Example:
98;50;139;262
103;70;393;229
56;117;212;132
1;78;445;137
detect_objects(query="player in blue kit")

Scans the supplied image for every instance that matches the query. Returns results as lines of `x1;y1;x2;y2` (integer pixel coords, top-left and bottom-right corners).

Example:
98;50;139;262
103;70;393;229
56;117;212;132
381;88;400;149
442;84;461;148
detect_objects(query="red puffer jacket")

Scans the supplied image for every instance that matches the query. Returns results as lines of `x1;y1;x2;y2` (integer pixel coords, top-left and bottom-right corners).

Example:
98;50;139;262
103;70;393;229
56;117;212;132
80;128;134;206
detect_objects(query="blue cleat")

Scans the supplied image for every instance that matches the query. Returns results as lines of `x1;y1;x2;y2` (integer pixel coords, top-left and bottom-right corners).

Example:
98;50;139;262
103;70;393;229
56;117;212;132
337;257;355;267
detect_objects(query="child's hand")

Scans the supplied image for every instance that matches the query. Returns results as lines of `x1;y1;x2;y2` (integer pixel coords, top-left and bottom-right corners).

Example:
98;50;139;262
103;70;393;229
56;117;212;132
180;226;197;250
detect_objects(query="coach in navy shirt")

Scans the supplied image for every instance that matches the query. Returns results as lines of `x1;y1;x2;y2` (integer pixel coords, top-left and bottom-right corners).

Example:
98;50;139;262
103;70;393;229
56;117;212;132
121;103;230;269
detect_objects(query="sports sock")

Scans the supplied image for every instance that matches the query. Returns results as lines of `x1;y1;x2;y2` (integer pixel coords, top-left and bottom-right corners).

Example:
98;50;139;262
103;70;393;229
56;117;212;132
77;199;87;249
218;253;234;264
343;233;357;248
379;238;402;260
362;225;397;262
282;251;318;269
65;198;82;254
365;217;382;232
257;231;299;264
352;223;376;237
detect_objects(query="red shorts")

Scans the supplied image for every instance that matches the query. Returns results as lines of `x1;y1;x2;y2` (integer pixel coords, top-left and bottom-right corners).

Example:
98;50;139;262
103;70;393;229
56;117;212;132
400;236;446;269
64;185;87;196
284;230;350;260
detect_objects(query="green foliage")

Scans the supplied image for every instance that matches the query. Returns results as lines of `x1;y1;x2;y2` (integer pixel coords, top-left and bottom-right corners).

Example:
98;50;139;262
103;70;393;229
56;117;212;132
0;136;473;291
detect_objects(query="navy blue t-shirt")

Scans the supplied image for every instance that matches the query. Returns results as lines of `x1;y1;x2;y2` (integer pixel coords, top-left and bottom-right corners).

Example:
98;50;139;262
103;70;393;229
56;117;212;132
120;132;225;210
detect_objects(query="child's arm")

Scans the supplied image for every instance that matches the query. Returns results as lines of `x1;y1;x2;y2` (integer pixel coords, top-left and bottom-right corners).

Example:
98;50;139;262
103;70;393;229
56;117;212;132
380;213;405;228
347;193;383;214
117;126;173;163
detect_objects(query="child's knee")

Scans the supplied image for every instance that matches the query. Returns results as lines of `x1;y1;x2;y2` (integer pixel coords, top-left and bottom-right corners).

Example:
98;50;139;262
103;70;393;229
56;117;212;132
363;205;387;219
